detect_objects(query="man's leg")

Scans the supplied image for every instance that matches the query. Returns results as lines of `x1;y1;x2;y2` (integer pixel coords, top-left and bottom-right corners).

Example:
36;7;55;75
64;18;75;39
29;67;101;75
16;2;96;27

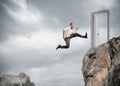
56;37;70;50
70;32;87;39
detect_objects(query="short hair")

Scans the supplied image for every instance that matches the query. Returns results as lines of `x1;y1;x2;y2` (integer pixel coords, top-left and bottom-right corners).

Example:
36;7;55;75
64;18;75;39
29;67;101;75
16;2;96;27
70;22;73;26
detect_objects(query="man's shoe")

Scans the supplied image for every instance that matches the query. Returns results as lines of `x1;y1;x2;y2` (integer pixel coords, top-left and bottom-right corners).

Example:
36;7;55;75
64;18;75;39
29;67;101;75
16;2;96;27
56;45;61;50
84;32;88;38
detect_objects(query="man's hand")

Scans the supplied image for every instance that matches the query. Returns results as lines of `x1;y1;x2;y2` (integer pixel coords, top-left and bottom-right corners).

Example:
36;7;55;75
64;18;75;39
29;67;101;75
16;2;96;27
63;35;65;39
75;27;79;33
63;36;65;39
63;30;65;39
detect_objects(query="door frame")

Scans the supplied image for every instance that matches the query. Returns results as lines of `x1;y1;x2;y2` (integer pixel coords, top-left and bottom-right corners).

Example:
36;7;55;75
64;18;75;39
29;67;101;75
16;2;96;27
91;10;110;48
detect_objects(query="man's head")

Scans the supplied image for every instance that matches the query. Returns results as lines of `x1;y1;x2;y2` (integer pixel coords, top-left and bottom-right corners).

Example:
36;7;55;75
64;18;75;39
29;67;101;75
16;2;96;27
69;22;74;29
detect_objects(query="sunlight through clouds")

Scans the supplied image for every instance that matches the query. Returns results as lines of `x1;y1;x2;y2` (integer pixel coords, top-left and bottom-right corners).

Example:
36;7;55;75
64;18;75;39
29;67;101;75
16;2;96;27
93;0;115;10
96;0;115;9
2;0;43;23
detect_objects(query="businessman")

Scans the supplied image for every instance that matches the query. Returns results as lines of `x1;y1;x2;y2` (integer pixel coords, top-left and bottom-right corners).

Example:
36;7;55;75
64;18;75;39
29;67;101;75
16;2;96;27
56;22;87;50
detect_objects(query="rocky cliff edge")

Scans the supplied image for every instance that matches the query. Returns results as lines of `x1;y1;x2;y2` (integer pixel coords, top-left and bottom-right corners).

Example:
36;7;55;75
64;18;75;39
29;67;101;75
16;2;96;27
82;36;120;86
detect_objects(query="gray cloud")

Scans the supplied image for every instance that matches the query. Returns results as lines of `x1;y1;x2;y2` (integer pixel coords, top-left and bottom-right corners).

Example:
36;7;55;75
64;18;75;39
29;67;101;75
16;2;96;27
0;0;120;42
0;0;120;86
30;0;120;28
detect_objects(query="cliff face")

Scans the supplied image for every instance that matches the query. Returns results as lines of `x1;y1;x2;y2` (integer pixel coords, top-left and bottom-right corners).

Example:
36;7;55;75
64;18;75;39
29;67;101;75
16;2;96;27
0;73;35;86
82;36;120;86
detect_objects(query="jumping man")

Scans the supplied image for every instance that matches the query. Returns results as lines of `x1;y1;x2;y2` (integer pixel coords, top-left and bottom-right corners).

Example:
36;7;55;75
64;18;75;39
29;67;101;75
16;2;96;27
56;22;87;50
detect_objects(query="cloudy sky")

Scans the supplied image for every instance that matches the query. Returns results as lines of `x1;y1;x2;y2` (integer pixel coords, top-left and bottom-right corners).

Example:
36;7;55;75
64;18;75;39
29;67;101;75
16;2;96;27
0;0;120;86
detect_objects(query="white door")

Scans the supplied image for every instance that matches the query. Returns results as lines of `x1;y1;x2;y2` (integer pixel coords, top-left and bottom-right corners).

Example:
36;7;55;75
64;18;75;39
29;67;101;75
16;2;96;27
94;13;108;46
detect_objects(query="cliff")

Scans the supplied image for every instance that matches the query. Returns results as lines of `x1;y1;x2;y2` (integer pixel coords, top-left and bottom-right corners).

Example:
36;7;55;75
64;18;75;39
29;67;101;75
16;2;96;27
82;36;120;86
0;73;35;86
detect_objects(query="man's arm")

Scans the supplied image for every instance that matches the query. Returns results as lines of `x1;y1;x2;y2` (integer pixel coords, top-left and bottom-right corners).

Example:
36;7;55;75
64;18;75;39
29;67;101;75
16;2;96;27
63;30;65;39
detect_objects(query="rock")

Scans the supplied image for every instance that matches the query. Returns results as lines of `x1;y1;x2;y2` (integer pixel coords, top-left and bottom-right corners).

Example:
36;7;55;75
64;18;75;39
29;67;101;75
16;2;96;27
0;73;35;86
106;64;120;86
82;36;120;86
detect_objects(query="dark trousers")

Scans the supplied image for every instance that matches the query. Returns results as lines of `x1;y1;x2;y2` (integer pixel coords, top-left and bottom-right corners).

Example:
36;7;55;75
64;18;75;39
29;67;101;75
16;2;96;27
60;33;86;49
